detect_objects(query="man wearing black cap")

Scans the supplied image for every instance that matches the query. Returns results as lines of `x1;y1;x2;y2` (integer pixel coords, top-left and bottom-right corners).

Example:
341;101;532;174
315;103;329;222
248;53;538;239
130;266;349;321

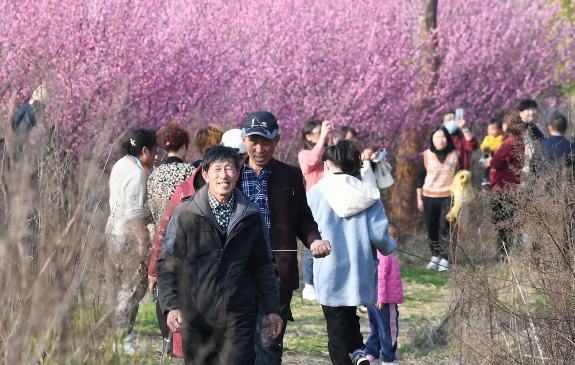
238;111;332;365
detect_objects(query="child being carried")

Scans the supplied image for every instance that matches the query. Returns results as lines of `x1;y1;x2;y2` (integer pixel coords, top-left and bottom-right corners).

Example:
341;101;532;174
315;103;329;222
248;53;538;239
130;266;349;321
479;119;503;188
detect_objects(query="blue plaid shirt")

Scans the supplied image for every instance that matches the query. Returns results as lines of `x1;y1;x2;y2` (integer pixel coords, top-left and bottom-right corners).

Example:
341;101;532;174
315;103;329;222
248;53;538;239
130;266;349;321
240;164;272;255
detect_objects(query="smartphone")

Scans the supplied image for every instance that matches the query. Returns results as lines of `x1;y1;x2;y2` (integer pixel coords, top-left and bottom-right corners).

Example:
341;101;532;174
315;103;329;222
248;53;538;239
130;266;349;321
373;149;387;162
455;108;464;120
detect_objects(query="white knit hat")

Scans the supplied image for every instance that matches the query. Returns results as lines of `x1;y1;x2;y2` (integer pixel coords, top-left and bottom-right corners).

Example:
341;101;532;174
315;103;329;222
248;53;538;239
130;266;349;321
221;129;247;154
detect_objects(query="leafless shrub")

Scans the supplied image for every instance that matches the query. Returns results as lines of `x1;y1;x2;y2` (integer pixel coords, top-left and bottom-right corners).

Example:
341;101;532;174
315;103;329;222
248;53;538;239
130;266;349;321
449;142;575;364
0;81;147;364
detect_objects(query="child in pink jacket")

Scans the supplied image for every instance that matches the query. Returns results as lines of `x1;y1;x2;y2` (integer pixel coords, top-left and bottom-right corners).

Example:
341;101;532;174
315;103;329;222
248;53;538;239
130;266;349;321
365;221;404;364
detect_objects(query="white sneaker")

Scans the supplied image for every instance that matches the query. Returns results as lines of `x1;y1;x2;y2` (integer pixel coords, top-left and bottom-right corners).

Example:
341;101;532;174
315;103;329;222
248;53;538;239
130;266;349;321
351;349;370;365
438;258;449;272
302;283;317;301
426;256;439;270
358;305;368;314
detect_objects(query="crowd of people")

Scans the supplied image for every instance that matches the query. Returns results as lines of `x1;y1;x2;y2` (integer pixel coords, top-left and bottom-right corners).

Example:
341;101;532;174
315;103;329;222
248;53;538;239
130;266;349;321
3;87;572;365
106;111;396;365
418;99;574;269
101;98;573;365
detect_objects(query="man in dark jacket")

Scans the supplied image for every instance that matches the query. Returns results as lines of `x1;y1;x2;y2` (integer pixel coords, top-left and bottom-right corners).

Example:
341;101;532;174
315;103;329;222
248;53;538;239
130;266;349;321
539;113;575;167
157;146;283;365
239;111;332;365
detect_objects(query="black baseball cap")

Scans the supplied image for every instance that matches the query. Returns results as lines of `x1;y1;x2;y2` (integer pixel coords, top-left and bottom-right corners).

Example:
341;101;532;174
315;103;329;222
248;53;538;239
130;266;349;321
241;111;279;139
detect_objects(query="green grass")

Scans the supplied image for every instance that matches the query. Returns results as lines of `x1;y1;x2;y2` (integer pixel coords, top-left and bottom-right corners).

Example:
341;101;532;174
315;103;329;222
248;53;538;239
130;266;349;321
135;300;161;335
401;267;449;287
284;333;329;353
137;253;456;364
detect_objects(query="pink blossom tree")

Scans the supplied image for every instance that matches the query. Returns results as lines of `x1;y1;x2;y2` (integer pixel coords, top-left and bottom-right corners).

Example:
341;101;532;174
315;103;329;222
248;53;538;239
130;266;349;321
0;0;573;161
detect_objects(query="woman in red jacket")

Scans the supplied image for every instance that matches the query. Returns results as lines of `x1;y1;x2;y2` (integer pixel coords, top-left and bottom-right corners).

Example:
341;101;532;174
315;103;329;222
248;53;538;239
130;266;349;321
485;113;527;259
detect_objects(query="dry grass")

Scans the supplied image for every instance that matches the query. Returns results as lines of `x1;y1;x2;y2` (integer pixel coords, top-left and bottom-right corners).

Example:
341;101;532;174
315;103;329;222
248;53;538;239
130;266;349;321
0;97;458;363
0;88;137;363
447;151;575;364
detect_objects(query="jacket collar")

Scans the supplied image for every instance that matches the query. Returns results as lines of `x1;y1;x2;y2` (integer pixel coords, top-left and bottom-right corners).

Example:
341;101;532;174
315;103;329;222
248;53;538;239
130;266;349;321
191;185;260;237
242;157;279;175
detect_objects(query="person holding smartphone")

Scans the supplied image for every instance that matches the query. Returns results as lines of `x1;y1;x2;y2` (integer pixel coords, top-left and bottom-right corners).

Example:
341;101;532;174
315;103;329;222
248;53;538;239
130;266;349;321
440;108;478;171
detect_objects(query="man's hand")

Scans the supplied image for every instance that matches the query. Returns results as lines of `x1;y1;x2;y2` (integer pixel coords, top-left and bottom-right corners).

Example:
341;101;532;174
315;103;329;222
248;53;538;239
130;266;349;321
148;275;157;294
310;240;332;258
375;302;384;310
267;313;284;339
167;309;184;333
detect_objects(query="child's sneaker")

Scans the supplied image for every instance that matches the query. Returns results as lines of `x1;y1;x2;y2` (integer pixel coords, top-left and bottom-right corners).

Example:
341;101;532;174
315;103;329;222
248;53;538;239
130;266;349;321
438;258;449;272
425;256;439;270
358;305;368;314
302;283;317;301
366;354;376;361
351;349;370;365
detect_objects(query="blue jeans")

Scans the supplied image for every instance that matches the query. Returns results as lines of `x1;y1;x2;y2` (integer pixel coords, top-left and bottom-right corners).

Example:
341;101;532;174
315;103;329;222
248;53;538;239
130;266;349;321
254;266;293;365
365;304;399;362
303;249;314;285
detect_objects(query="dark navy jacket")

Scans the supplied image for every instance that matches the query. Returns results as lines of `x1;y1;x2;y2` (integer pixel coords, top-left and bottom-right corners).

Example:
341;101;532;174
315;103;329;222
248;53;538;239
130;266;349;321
157;186;279;331
540;135;575;166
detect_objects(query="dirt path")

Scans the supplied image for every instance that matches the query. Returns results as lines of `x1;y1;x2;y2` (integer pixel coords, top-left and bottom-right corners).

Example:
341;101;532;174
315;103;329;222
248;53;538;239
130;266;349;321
140;263;453;364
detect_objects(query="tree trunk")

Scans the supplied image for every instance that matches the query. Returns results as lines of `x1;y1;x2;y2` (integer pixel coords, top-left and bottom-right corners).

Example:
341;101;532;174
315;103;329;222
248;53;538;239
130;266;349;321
390;0;439;232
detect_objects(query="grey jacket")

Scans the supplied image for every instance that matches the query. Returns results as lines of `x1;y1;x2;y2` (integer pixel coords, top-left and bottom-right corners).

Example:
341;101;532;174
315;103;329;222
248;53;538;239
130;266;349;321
157;185;279;331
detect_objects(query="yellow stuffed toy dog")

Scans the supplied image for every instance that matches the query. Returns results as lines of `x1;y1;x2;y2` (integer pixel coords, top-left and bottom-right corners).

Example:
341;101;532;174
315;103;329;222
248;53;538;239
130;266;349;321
446;170;473;225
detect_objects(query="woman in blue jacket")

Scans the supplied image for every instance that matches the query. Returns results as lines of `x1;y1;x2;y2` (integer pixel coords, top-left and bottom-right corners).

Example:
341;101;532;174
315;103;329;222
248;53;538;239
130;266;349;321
307;140;396;365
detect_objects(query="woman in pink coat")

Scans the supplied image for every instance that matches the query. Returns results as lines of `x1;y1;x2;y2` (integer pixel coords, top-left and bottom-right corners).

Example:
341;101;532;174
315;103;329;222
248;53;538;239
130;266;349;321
365;221;404;365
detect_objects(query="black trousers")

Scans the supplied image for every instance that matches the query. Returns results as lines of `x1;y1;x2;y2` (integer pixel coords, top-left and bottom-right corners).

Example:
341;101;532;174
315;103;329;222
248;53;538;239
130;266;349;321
156;301;170;338
490;194;515;257
155;301;172;352
322;306;365;365
254;264;293;365
180;314;257;365
423;196;452;259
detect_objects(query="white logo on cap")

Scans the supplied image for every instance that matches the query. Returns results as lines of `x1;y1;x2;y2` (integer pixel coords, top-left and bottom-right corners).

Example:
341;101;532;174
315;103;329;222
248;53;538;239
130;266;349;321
250;117;269;134
250;117;268;128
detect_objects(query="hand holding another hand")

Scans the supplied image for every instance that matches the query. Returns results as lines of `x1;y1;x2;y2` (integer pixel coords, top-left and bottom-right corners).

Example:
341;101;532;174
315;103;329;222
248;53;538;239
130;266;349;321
310;240;332;258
